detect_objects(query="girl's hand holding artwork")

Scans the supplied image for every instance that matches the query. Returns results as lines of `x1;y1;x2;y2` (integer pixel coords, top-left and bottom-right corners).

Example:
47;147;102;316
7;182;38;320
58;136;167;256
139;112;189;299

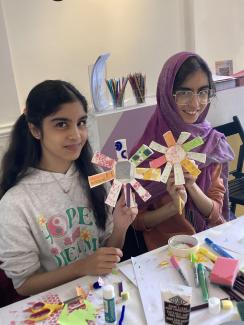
79;247;123;276
167;174;187;212
112;194;138;231
183;160;198;189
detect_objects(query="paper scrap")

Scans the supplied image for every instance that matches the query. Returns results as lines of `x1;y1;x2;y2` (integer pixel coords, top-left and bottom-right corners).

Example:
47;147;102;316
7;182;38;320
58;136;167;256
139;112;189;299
181;159;201;177
129;144;154;167
149;141;167;154
130;179;151;201
161;162;173;183
135;168;161;181
182;136;204;152
176;132;191;145
186;152;206;163
58;300;96;325
88;170;114;188
105;179;122;207
174;163;185;185
163;131;176;147
92;152;116;169
114;139;128;160
149;155;167;168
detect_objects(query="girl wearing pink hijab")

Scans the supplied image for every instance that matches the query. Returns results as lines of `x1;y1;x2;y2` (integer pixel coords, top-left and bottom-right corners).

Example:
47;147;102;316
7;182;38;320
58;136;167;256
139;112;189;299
131;52;234;251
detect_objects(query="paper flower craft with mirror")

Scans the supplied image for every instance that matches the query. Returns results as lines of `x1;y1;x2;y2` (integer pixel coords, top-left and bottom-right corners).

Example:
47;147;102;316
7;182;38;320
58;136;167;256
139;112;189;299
149;130;206;186
88;139;161;207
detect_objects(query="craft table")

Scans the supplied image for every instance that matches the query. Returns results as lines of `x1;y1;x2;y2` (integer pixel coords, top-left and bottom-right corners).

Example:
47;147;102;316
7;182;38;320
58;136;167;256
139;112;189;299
0;217;243;325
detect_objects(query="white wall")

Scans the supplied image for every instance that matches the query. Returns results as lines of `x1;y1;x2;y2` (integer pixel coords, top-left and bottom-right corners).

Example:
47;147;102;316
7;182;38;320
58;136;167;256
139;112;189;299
194;0;244;73
0;0;19;125
1;0;186;115
0;0;244;128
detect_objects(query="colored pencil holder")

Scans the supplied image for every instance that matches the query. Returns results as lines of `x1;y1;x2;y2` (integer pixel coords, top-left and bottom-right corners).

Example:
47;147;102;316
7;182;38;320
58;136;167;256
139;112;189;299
128;73;146;104
105;77;128;109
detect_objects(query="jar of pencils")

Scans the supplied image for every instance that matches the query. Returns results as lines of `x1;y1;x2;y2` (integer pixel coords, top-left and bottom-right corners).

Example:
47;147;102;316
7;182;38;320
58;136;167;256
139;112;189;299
128;73;146;104
105;77;128;108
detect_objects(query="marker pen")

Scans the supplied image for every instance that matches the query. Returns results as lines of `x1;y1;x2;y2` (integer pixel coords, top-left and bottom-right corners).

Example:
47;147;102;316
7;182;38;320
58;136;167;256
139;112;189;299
190;253;199;287
197;263;209;302
199;247;218;262
204;238;234;259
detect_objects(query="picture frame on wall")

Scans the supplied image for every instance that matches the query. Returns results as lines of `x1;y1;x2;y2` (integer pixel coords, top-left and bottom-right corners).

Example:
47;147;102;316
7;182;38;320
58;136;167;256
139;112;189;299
215;60;233;76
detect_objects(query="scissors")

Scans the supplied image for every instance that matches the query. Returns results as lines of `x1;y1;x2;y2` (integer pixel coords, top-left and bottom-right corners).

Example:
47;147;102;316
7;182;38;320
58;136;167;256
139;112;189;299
27;301;64;322
26;294;85;322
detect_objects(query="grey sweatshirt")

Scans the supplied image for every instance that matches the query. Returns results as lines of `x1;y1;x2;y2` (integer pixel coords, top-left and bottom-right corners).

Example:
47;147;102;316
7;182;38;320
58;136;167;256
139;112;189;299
0;164;113;288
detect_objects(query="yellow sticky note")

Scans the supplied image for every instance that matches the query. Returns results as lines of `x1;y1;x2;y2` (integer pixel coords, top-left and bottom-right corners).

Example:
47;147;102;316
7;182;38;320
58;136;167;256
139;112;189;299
181;159;201;177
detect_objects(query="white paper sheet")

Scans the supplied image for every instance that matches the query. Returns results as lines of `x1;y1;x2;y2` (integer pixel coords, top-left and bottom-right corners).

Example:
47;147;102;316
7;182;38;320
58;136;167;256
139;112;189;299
122;248;228;325
207;217;244;255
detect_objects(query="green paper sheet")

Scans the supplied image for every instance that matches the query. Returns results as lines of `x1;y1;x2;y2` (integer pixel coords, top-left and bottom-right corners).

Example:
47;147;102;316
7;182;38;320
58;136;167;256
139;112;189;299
58;300;96;325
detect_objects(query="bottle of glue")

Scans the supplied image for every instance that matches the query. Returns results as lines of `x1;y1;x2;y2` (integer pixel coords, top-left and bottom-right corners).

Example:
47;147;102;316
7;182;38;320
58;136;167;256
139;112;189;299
103;284;116;324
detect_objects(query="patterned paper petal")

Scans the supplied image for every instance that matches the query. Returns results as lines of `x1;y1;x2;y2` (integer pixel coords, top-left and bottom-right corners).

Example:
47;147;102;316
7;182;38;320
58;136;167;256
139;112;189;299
149;141;167;154
160;162;173;183
174;163;185;185
130;179;151;202
149;155;167;169
105;179;122;207
182;136;204;152
91;152;116;169
176;132;191;145
163;131;176;147
129;144;154;167
181;159;201;177
88;170;114;188
186;152;206;163
135;168;161;181
114;139;128;161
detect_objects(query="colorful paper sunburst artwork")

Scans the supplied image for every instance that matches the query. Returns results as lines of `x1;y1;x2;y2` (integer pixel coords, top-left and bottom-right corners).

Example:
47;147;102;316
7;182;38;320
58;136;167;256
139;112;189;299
149;131;206;185
88;139;161;207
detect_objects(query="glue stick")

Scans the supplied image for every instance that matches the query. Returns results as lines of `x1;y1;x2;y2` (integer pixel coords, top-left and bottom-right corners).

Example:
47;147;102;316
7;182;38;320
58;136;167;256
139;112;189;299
103;284;116;324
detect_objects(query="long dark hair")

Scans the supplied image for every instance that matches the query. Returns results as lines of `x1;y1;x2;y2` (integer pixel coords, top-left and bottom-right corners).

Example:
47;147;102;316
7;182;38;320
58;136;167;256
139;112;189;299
173;56;216;96
0;80;108;229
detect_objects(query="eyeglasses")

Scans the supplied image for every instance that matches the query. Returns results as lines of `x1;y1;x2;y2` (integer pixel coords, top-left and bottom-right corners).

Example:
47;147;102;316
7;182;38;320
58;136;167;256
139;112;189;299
173;89;213;105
